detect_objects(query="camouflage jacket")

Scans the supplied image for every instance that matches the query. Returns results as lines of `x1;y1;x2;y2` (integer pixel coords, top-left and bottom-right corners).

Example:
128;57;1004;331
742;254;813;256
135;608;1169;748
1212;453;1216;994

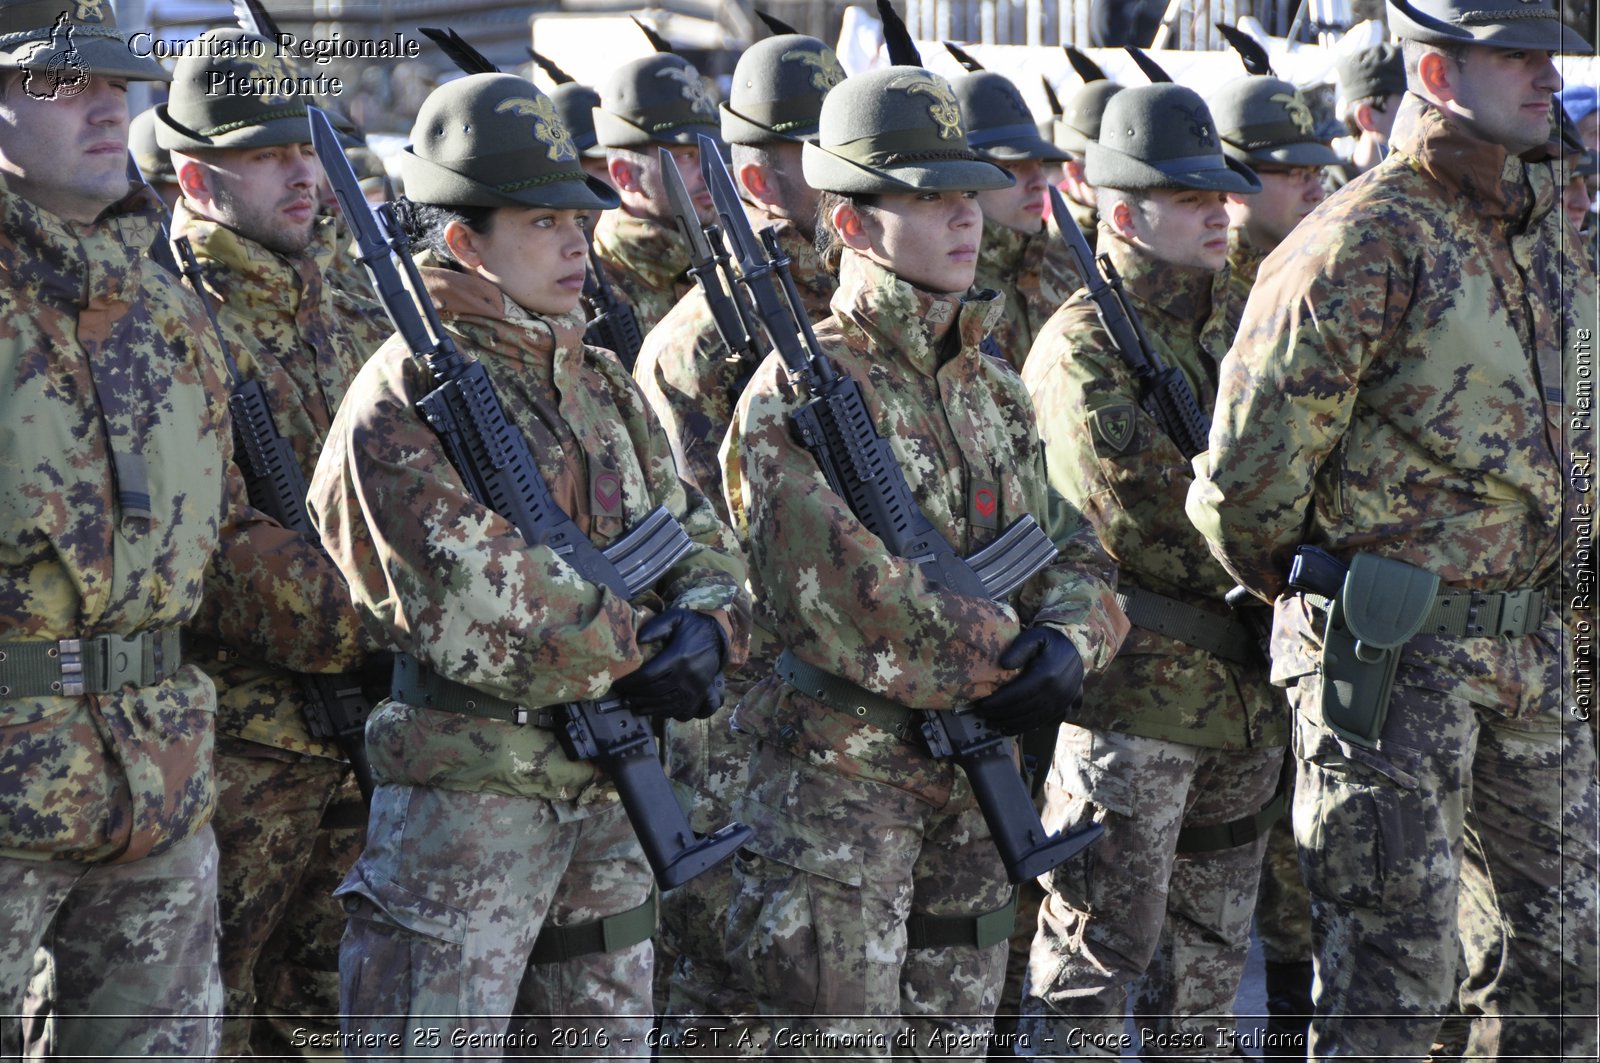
0;180;354;863
174;205;391;759
1024;230;1281;749
308;264;751;804
634;205;836;527
1062;189;1098;253
974;215;1078;372
592;207;694;337
722;252;1128;802
1187;95;1595;716
1223;226;1268;336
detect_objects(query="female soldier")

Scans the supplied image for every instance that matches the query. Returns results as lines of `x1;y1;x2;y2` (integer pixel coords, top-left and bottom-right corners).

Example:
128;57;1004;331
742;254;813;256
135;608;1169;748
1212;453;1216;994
720;66;1127;1055
307;73;750;1054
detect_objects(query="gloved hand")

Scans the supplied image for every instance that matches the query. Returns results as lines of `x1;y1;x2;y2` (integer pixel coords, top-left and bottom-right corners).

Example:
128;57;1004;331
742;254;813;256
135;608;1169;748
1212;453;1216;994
971;627;1084;736
612;608;728;722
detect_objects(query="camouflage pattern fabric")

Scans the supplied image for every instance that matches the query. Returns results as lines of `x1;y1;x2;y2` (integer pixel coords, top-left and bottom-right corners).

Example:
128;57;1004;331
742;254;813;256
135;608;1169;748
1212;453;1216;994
308;262;749;803
1019;227;1285;1049
1187;94;1600;1059
972;215;1077;372
592;207;696;337
1223;226;1268;336
720;250;1127;1049
635;204;836;1055
337;784;653;1057
1019;727;1282;1057
0;829;222;1062
1061;192;1098;254
1252;769;1312;966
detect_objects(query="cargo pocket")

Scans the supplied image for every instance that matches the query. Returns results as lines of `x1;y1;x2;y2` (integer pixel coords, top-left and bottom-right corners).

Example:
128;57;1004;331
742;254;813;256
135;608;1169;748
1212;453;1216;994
1292;713;1440;914
335;862;469;1033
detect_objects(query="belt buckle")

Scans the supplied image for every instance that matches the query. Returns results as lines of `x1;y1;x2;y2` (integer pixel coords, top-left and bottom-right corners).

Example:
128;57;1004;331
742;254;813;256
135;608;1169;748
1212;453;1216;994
58;638;85;697
1496;588;1538;637
98;632;146;690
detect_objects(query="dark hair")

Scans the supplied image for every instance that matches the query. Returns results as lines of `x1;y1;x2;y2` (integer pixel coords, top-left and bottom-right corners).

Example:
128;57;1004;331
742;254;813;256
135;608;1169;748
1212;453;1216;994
814;189;878;274
389;195;496;265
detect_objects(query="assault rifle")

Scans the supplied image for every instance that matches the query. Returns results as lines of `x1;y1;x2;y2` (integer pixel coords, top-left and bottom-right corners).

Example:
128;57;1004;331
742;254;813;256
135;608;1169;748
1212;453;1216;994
310;108;750;889
582;245;644;371
1047;186;1209;459
162;200;378;803
699;135;1100;883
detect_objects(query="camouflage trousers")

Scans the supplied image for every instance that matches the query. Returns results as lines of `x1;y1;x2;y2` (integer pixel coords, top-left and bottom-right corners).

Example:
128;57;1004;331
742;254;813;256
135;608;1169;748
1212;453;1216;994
212;741;363;1058
1288;671;1599;1059
1019;725;1284;1058
724;738;1012;1061
1253;761;1312;965
0;827;222;1063
659;701;766;1060
336;783;653;1059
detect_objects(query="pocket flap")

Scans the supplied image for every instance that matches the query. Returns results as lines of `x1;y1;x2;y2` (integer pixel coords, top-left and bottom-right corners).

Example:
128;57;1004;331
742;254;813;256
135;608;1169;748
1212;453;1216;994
1341;553;1439;649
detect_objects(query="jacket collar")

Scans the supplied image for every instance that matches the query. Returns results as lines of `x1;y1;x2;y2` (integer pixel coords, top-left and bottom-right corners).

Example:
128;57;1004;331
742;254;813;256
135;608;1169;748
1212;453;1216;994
1098;226;1218;328
1388;92;1549;226
830;251;1003;377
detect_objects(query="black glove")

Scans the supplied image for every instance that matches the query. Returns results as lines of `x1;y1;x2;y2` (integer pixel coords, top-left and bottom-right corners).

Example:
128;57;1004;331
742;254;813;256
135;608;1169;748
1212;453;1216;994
971;627;1084;736
612;608;728;722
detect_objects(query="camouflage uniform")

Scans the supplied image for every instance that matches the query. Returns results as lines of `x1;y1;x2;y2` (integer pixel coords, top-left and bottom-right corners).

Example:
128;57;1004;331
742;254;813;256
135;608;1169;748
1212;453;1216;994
172;202;390;1057
972;215;1077;372
634;206;835;1054
1223;227;1268;336
1187;92;1600;1059
307;258;750;1053
721;250;1127;1056
1019;227;1286;1056
592;207;696;338
0;164;363;1059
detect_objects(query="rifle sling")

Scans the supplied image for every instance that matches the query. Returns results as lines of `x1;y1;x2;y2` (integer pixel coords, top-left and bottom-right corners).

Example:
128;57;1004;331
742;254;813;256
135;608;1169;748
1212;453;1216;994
389;652;558;729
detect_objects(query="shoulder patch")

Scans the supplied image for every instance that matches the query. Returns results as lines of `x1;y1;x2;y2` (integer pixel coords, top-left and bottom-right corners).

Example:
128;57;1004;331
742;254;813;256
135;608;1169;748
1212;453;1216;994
1088;402;1136;453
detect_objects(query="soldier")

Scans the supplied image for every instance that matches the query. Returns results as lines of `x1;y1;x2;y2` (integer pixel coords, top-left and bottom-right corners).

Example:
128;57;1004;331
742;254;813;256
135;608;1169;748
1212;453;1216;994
305;72;750;1054
129;107;179;212
720;65;1128;1056
551;81;611;189
1326;42;1406;187
1186;1;1598;1057
952;69;1078;369
1208;75;1339;332
591;53;722;334
1054;80;1123;252
152;30;392;1058
1017;84;1285;1058
630;31;843;1057
0;2;363;1058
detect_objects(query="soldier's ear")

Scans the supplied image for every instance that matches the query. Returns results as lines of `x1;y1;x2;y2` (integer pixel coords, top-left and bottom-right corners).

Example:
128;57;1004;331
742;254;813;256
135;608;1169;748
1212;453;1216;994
1107;197;1138;240
831;199;871;251
1414;48;1459;106
607;155;638;193
441;216;485;270
173;155;214;206
737;160;771;202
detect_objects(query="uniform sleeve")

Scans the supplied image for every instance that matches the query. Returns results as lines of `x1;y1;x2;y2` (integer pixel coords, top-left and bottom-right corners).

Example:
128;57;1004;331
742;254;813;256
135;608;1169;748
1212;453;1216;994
723;354;1028;709
1027;303;1238;600
1185;233;1405;598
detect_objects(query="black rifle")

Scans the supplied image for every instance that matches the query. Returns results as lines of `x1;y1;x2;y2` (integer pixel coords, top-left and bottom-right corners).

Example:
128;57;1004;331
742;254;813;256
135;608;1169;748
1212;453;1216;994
310;108;750;889
162;206;378;803
582;245;645;371
658;147;767;397
699;135;1100;883
1047;186;1210;460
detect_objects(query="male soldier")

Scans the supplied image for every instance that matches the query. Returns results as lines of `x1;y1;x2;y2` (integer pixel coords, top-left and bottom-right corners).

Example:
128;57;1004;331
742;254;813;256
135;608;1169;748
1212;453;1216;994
722;65;1128;1056
0;2;366;1059
1209;75;1339;332
1054;80;1123;252
1187;1;1598;1057
952;69;1078;369
551;80;611;189
1326;42;1406;187
154;30;391;1057
129;106;179;211
1018;84;1284;1058
630;32;843;1056
591;52;721;335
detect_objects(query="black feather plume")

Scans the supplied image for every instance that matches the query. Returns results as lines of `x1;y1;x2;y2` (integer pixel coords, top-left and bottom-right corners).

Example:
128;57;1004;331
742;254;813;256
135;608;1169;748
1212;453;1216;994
1125;46;1172;84
231;0;281;41
1041;76;1063;118
1216;23;1272;76
527;49;575;85
1062;44;1107;84
755;9;801;37
876;0;922;66
420;28;499;76
630;16;675;54
943;41;983;72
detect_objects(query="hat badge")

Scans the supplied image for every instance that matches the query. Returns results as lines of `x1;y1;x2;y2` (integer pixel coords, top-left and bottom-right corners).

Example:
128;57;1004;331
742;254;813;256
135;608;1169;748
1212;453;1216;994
1270;91;1315;135
1173;102;1214;144
889;71;963;140
496;95;577;162
656;64;719;117
784;47;845;92
75;0;105;21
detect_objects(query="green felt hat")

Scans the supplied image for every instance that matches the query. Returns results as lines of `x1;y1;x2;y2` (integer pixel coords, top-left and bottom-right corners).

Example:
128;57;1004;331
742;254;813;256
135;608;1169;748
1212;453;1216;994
1086;83;1262;193
1387;0;1592;54
721;34;844;145
155;30;310;151
1208;76;1340;167
0;0;168;82
593;53;720;148
952;70;1068;163
1056;80;1124;156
